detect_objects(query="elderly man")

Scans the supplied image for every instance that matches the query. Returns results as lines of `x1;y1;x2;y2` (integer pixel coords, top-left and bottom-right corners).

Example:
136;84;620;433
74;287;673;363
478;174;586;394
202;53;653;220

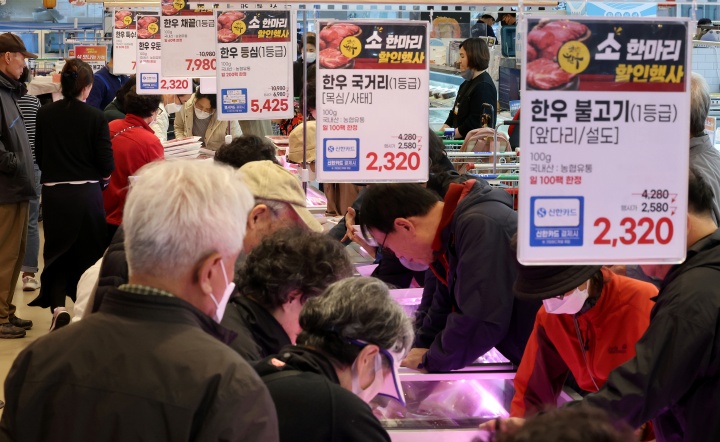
0;160;279;441
0;32;38;338
689;72;720;224
360;181;540;373
76;159;322;319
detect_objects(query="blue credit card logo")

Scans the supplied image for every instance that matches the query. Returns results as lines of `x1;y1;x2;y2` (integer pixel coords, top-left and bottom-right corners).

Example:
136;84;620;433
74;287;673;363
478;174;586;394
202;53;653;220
140;73;158;90
221;88;247;114
323;138;359;172
530;196;584;247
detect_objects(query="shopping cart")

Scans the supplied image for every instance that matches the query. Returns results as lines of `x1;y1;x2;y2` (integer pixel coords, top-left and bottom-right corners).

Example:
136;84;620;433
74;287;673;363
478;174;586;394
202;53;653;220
478;173;519;210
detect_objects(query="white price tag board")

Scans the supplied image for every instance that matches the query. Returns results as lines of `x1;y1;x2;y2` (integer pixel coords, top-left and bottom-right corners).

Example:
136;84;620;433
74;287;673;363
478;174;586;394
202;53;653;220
113;9;139;75
518;17;690;264
316;21;429;183
160;1;216;77
215;9;294;121
136;13;193;95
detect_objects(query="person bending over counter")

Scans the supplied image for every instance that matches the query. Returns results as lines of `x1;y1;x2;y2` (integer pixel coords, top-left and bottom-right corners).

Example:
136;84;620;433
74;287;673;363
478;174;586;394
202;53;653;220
174;89;241;150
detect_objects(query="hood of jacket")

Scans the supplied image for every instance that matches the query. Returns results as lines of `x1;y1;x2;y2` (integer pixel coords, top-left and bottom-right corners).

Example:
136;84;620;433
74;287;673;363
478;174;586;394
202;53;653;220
661;228;720;291
0;70;22;96
229;295;292;358
254;345;341;384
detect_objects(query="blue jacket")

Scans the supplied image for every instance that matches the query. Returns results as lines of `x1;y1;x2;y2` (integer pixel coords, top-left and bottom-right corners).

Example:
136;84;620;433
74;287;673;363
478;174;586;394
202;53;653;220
86;66;128;111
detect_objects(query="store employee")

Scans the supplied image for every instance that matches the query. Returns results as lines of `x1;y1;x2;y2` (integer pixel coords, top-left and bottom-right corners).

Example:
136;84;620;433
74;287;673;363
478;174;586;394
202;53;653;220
441;38;497;140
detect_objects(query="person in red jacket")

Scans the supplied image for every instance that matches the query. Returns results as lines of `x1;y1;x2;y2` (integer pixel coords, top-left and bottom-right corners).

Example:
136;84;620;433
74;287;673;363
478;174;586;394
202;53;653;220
510;263;657;418
104;88;163;242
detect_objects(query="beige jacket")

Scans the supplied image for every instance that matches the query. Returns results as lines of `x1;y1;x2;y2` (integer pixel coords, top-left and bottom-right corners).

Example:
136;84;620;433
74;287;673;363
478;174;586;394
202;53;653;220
174;95;242;151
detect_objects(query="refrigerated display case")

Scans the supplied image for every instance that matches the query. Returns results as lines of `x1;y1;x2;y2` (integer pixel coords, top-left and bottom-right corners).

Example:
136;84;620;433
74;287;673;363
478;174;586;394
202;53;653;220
379;288;516;442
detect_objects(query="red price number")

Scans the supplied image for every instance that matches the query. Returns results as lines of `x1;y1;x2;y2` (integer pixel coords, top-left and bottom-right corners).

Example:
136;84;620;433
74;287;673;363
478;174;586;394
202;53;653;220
185;58;216;72
594;217;674;247
366;152;421;172
131;61;137;71
160;79;190;90
250;98;289;113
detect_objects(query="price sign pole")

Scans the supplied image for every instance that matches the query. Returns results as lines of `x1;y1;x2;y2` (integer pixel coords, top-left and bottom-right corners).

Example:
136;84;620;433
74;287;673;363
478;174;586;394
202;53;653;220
136;13;193;95
113;9;138;75
518;18;690;264
161;0;216;77
215;8;294;121
315;21;429;183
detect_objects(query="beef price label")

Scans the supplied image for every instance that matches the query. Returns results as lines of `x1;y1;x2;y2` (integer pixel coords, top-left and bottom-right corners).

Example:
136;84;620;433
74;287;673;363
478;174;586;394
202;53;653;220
160;0;216;77
136;13;193;95
315;20;429;183
113;9;139;75
215;9;294;121
517;17;690;265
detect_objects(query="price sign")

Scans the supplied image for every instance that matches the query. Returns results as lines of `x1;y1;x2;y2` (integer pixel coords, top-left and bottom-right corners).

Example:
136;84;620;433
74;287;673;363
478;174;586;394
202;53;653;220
74;45;107;72
113;9;138;75
136;13;192;95
215;9;294;120
315;21;429;183
518;18;690;264
160;0;216;77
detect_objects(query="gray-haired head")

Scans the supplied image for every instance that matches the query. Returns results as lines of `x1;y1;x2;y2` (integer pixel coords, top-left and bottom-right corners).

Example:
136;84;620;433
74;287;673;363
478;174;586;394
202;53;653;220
123;160;255;278
691;72;711;138
297;277;414;367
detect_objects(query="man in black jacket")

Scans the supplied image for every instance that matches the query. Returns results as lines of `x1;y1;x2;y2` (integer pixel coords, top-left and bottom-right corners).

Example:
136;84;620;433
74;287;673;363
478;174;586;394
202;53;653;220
0;160;279;441
0;33;38;339
361;181;539;372
581;168;720;442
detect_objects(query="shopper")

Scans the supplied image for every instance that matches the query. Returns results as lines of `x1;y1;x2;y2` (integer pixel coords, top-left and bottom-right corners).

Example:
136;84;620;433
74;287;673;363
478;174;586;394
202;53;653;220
158;93;192;141
103;87;164;242
360;182;539;372
440;38;497;139
471;14;496;40
293;34;316;99
510;263;657;417
87;159;323;317
174;89;241;150
223;228;353;361
86;53;129;110
0;32;38;339
689;72;720;224
0;160;279;442
102;74;136;122
30;58;114;331
577;168;720;442
214;134;279;168
17;67;42;294
254;277;413;442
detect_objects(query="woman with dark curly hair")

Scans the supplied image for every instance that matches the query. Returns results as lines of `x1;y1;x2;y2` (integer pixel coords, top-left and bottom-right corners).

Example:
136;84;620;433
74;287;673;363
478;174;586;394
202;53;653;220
103;86;163;242
222;228;354;361
31;58;114;331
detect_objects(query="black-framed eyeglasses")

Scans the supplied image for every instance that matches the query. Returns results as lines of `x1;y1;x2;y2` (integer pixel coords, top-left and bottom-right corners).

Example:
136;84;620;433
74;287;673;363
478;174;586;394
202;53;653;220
156;107;164;115
379;231;394;255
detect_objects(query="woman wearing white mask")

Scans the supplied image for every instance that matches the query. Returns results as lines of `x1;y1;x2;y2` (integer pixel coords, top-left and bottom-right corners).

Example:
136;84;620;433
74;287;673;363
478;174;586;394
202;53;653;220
254;277;413;442
510;262;658;419
439;37;497;140
174;89;241;150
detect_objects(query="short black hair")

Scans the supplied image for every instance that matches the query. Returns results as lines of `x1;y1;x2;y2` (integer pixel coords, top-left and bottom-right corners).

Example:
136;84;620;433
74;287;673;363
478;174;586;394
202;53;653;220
61;58;94;99
236;228;353;310
481;14;495;22
194;90;217;110
460;38;490;71
699;18;712;26
360;184;441;236
214;135;279;169
114;74;137;107
498;405;635;442
689;166;715;217
123;86;161;118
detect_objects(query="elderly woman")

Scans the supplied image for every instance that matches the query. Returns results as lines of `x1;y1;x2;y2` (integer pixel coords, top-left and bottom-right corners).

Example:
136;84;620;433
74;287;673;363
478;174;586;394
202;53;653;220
32;58;114;330
103;87;164;242
174;89;241;151
441;37;497;139
222;228;353;361
254;277;413;442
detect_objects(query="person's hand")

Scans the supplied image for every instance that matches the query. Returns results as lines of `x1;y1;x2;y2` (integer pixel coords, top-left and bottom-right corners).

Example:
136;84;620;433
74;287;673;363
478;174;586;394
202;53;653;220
401;348;429;372
440;124;449;131
479;417;526;434
341;208;377;258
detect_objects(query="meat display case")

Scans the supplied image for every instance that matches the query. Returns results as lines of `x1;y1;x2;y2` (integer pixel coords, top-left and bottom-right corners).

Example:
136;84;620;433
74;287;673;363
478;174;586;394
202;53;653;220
377;289;516;442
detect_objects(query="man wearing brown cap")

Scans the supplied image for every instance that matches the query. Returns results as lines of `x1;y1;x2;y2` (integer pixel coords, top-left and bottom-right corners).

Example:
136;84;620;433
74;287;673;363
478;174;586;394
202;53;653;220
0;32;38;339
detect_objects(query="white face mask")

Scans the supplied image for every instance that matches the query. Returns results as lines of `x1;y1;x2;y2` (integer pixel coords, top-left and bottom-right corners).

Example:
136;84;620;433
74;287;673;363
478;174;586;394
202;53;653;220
351;353;385;403
195;107;213;120
543;284;590;315
398;256;430;272
165;102;182;114
209;261;235;323
305;52;317;64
